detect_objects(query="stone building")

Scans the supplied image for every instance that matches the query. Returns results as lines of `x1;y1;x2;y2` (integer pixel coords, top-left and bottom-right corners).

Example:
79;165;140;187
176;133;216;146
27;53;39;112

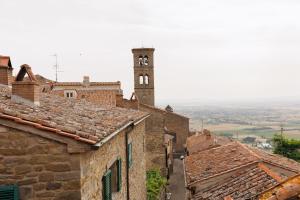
0;63;148;200
51;76;122;107
184;141;300;200
117;48;190;176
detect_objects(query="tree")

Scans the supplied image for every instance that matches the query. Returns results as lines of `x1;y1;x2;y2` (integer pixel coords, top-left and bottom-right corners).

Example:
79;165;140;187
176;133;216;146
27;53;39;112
272;134;300;161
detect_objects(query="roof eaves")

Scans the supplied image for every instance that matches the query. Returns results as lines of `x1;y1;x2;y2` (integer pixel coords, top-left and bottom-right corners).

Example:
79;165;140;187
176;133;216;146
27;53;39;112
0;112;97;145
93;114;150;149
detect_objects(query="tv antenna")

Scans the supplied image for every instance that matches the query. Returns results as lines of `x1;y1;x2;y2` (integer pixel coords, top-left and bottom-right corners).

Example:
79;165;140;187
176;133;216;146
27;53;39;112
51;54;62;82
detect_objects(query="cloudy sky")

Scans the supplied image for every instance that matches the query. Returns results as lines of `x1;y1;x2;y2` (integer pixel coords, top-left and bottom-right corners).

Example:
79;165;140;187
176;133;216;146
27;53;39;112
1;0;300;103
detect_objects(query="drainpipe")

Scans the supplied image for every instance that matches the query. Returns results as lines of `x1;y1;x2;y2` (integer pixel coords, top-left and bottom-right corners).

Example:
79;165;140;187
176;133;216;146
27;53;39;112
125;123;134;200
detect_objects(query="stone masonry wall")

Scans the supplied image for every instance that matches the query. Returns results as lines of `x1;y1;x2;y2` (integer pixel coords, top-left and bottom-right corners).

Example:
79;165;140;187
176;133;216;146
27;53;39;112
165;112;189;153
0;125;81;200
139;105;166;174
128;121;147;200
80;121;146;200
51;90;117;107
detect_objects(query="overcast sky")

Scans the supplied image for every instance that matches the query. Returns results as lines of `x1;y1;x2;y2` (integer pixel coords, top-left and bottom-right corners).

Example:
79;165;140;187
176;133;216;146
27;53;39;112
1;0;300;103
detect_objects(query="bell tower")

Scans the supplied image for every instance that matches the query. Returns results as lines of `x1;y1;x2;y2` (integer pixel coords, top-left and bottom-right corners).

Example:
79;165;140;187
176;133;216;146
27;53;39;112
132;48;155;106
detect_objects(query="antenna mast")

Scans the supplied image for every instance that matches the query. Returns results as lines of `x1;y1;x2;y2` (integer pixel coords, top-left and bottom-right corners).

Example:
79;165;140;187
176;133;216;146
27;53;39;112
52;54;59;82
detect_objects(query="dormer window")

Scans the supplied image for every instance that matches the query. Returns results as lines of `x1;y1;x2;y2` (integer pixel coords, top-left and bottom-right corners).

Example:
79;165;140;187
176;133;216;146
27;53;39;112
64;90;76;98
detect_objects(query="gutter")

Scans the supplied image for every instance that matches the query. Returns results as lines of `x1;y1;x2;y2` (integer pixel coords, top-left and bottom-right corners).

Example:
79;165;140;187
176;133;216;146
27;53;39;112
92;114;150;150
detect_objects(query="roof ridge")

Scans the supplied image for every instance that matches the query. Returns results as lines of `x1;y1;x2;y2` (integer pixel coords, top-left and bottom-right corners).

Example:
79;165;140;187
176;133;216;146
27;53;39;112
238;142;262;160
258;162;283;182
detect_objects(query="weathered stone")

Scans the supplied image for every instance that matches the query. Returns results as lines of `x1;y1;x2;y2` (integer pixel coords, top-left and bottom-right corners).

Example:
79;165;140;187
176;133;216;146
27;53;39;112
39;173;54;182
46;182;62;190
3;157;27;165
29;155;49;164
17;178;37;185
33;183;46;191
0;148;25;156
34;165;43;172
62;180;80;190
19;186;33;199
15;165;32;175
0;126;9;133
36;191;56;198
55;172;80;181
45;163;71;172
53;191;81;200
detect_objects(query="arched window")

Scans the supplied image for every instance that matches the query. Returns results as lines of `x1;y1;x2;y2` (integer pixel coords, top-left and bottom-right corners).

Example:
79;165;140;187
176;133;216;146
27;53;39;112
138;55;143;66
143;56;149;65
144;75;149;85
139;75;144;84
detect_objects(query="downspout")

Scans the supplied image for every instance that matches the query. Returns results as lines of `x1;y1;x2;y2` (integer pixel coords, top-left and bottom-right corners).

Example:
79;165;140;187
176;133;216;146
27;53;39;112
125;123;134;200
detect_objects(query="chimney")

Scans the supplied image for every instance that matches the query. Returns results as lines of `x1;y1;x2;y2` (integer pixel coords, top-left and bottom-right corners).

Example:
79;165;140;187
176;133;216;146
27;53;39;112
0;55;13;86
83;76;90;86
12;64;40;106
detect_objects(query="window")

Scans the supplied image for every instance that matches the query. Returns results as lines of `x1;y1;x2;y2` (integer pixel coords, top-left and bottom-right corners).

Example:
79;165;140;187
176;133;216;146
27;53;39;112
102;158;122;200
0;185;19;200
64;90;76;99
143;56;149;65
128;143;133;167
139;75;144;85
144;75;149;85
138;55;143;66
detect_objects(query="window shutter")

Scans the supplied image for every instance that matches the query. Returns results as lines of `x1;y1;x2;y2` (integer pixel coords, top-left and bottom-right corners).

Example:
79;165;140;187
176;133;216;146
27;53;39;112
0;185;19;200
117;158;122;191
102;170;112;200
128;143;133;167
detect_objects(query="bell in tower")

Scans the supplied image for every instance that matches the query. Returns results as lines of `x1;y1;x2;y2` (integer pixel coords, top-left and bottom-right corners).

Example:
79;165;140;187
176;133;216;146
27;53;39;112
132;48;155;106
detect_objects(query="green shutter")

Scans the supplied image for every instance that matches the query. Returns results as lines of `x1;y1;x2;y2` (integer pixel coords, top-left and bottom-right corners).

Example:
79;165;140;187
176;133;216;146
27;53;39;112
102;170;112;200
128;143;133;167
117;158;122;191
0;185;19;200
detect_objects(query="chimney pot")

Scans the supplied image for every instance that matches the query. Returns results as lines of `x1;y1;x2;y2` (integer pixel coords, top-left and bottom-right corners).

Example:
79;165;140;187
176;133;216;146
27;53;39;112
12;64;40;106
83;76;90;86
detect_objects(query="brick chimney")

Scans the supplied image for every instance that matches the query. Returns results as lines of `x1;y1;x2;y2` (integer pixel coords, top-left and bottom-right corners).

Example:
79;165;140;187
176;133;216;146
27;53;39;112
0;55;13;86
83;76;90;86
12;64;40;106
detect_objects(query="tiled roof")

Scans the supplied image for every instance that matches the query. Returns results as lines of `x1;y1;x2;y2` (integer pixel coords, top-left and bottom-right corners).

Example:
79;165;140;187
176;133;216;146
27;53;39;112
0;86;147;145
53;81;121;87
184;142;259;184
186;130;232;154
184;142;300;185
250;147;300;173
192;163;279;200
259;174;300;200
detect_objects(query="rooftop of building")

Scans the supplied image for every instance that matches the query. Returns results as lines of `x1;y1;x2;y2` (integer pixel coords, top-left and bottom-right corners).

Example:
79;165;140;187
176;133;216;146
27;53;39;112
53;81;121;87
259;174;300;200
186;129;232;154
184;141;300;186
192;163;280;200
0;85;147;145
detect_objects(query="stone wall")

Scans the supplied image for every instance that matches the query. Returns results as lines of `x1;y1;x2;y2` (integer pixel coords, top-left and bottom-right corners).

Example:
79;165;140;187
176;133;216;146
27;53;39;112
128;121;147;200
80;121;146;200
165;112;189;153
51;89;117;107
0;125;81;200
139;105;166;174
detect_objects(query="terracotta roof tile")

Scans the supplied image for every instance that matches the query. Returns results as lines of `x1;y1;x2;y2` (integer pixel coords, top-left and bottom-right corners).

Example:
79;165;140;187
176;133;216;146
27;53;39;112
192;164;279;200
0;86;147;144
259;174;300;200
185;142;259;184
184;142;300;185
53;81;121;87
